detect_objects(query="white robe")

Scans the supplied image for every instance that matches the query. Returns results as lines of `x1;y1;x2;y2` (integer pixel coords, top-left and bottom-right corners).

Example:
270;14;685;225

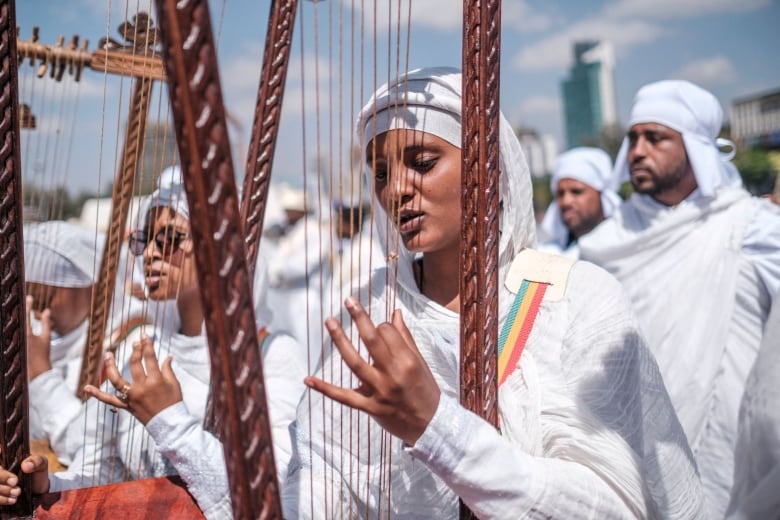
579;186;780;517
726;291;780;520
281;257;704;519
28;322;88;466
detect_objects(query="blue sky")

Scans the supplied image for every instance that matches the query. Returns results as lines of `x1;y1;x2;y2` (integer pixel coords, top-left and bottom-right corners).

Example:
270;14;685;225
15;0;780;195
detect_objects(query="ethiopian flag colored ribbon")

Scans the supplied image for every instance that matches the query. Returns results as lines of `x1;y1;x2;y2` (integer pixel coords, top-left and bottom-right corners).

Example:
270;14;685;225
497;279;548;387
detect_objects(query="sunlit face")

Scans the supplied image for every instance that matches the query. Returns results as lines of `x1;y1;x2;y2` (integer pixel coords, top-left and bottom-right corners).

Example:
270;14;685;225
368;129;462;257
555;178;604;240
141;208;197;301
627;122;696;205
26;282;92;336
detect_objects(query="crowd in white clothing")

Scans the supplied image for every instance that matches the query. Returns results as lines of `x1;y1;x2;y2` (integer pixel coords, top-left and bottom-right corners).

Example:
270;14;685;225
1;70;779;520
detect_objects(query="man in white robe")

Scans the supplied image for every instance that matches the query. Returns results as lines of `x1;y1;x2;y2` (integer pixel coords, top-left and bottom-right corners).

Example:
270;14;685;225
579;79;780;517
538;146;621;259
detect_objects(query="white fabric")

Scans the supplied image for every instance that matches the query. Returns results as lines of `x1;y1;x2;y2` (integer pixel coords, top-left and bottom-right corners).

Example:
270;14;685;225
726;291;780;519
284;261;704;519
612;80;741;196
24;221;102;288
579;187;780;516
265;214;332;365
540;147;622;253
28;322;88;466
142;331;307;518
282;67;703;519
146;165;189;220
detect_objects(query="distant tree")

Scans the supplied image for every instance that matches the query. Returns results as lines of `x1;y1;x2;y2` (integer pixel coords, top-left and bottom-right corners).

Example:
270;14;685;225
733;148;778;196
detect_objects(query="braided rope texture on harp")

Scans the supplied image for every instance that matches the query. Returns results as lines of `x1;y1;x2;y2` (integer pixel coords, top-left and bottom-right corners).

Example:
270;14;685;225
0;0;34;517
240;0;298;276
460;2;502;517
154;0;282;518
78;75;154;399
460;0;502;449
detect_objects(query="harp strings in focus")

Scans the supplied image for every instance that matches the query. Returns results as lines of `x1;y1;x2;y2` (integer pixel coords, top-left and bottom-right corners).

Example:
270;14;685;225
290;1;415;517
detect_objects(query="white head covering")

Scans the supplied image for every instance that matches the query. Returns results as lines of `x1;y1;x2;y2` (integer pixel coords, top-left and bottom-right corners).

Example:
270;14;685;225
145;165;189;221
613;79;741;197
356;66;535;288
24;220;103;288
540;147;621;248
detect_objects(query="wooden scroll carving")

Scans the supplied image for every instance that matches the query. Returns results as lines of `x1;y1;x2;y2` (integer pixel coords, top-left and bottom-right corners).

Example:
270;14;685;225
16;13;165;83
0;0;32;517
240;0;299;279
460;0;502;517
153;0;282;518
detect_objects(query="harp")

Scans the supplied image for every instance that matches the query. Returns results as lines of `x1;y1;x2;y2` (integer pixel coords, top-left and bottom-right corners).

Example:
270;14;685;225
1;0;501;518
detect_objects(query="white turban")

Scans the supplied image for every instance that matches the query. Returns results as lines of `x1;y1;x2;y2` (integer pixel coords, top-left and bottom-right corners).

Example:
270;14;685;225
613;79;741;197
24;221;103;288
540;147;622;247
146;165;189;221
356;66;535;285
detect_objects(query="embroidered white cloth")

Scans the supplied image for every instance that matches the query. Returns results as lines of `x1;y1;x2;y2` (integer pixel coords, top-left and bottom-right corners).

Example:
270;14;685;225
539;147;621;256
579;187;780;516
282;67;704;519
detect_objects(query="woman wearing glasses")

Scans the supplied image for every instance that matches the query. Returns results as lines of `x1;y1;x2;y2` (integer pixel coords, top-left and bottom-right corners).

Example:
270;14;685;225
0;166;307;517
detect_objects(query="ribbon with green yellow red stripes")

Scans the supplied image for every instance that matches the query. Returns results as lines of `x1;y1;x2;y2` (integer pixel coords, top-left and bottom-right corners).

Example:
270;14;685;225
498;279;548;387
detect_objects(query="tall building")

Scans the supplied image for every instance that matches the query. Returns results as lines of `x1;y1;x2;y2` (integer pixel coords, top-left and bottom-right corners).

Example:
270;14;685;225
561;41;618;149
516;127;558;178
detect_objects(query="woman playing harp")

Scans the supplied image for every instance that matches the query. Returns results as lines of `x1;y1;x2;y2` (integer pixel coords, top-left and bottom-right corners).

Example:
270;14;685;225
281;67;706;518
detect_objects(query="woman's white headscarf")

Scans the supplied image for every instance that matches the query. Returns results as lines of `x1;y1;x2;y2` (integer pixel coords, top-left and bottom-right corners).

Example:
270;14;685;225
540;147;622;248
355;66;535;291
613;79;741;197
144;165;189;222
24;220;103;288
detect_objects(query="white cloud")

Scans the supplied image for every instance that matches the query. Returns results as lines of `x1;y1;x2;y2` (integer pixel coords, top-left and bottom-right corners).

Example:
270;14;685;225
520;95;561;116
503;3;558;34
672;55;737;86
606;0;772;20
512;18;665;71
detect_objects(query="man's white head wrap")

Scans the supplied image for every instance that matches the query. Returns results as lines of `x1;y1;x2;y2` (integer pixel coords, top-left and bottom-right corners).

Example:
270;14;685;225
145;165;189;222
540;147;621;247
24;220;103;288
613;79;741;197
356;66;535;286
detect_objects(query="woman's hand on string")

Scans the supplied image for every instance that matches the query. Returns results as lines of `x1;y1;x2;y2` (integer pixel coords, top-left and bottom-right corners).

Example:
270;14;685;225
305;297;441;446
0;456;49;505
25;295;52;380
83;335;183;425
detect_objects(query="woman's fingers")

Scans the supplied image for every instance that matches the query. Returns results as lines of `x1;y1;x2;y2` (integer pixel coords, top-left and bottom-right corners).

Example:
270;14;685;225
21;456;49;494
304;376;374;413
127;340;147;383
325;317;376;384
140;339;162;380
343;297;392;362
102;352;131;397
25;296;33;335
83;385;129;410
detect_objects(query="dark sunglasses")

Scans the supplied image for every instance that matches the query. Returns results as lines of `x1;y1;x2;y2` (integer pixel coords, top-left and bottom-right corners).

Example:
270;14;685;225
128;228;191;256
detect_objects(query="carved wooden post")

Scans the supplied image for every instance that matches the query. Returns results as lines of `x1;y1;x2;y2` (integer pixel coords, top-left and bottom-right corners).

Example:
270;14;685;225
153;0;283;517
460;0;502;517
0;0;33;517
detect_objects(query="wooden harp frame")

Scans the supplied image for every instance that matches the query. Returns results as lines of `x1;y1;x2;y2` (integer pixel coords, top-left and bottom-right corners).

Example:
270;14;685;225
0;0;501;517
